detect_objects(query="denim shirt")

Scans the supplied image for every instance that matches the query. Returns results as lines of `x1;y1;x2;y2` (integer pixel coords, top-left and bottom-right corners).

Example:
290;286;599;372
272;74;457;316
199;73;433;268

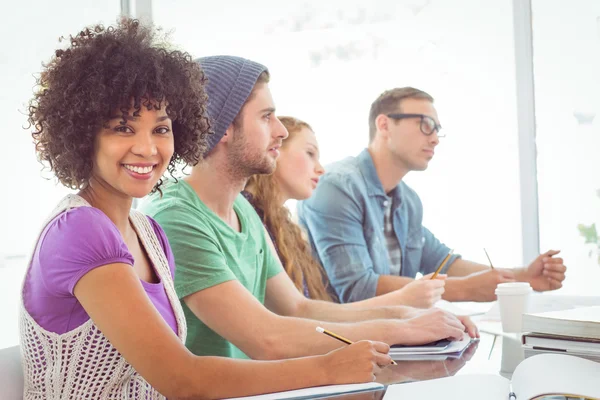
297;149;460;303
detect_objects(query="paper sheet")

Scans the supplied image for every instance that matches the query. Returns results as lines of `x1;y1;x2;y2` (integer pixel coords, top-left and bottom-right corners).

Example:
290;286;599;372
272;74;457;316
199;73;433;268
512;354;600;400
435;300;495;316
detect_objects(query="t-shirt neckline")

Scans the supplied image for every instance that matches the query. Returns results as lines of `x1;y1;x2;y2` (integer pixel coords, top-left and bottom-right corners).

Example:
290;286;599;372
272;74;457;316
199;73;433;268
179;180;249;238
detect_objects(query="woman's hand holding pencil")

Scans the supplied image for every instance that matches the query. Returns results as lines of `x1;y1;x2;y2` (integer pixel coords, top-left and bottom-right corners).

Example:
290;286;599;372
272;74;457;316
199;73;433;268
316;327;396;383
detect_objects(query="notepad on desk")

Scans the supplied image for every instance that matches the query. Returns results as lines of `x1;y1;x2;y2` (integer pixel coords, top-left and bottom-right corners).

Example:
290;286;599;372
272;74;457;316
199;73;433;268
390;332;475;360
223;382;383;400
382;354;600;400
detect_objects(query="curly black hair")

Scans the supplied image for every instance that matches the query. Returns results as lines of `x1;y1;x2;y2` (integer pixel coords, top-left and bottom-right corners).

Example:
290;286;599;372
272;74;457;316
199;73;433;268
27;18;210;193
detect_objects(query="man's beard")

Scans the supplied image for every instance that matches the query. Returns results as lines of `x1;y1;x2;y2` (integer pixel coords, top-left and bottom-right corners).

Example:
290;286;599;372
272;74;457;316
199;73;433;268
227;129;275;178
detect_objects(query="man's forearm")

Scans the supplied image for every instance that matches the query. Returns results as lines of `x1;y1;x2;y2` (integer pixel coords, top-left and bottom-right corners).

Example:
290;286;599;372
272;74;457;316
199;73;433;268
441;277;468;301
376;274;414;296
294;297;417;322
343;297;420;318
512;267;528;281
446;259;489;277
259;314;400;359
444;258;492;301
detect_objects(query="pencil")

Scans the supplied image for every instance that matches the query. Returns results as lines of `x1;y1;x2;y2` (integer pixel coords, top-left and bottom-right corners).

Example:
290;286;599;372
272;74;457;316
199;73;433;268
315;327;397;365
431;249;454;279
483;248;495;269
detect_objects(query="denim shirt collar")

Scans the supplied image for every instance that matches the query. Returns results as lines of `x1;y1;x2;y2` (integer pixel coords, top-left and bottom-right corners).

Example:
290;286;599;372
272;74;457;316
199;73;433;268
357;149;403;205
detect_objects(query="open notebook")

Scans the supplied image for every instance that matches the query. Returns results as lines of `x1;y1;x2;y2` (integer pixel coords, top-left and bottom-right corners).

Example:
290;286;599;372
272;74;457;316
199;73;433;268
223;382;383;400
383;354;600;400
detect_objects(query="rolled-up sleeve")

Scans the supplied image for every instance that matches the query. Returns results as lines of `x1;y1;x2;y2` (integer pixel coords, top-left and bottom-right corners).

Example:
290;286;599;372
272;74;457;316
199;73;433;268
299;178;379;302
420;226;461;275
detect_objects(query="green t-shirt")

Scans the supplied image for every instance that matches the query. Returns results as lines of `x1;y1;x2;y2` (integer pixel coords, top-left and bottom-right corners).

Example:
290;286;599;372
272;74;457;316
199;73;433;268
140;180;282;359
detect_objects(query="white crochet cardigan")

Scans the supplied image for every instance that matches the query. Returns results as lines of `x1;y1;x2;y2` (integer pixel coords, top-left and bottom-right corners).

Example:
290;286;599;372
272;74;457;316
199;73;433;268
19;195;187;399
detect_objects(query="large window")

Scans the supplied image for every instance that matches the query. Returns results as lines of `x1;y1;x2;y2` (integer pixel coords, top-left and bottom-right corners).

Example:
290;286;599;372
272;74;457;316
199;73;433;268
154;0;524;267
0;0;120;349
533;0;600;294
1;0;596;350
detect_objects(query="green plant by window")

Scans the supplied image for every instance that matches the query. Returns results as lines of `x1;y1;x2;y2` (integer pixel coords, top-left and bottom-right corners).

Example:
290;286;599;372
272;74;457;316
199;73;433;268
578;189;600;265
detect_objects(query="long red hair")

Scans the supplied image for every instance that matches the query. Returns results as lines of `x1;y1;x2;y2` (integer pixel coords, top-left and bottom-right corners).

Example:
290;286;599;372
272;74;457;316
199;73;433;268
245;116;333;301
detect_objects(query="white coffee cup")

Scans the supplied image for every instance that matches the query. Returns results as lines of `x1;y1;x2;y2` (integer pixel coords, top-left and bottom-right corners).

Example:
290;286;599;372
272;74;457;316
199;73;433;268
495;282;532;333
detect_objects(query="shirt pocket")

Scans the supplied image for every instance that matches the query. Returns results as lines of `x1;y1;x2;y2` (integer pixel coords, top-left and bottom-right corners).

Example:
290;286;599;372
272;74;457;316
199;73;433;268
363;225;390;275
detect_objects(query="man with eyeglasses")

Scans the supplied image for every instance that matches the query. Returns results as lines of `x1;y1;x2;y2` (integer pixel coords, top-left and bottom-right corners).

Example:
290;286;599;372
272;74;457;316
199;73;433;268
298;87;566;304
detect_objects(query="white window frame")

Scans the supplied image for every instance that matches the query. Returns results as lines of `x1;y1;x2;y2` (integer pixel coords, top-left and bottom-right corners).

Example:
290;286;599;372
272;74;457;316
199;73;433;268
512;0;541;264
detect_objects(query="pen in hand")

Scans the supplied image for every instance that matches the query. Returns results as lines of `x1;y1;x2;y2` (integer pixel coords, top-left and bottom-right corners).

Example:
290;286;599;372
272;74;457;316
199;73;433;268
483;248;495;269
316;326;397;365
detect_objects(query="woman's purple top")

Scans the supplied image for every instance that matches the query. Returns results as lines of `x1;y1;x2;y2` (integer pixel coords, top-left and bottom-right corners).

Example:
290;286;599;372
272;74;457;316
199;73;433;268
23;206;178;334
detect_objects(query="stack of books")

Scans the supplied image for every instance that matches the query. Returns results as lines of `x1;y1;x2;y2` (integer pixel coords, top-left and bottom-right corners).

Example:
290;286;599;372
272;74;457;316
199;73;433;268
521;305;600;363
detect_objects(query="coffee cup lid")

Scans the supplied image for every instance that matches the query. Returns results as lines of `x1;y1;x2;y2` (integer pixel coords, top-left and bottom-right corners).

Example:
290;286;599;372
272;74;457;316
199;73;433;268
495;282;532;295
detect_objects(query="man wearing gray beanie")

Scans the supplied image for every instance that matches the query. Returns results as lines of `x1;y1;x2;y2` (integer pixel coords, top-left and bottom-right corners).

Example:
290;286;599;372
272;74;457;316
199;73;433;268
141;55;478;361
199;55;272;156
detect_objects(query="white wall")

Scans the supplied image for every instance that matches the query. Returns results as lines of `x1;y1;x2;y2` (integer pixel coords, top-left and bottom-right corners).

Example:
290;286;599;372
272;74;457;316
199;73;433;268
0;0;121;349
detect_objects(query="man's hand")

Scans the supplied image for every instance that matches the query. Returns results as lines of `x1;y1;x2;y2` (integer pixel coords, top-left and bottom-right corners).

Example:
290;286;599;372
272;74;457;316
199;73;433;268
456;315;479;338
403;309;479;338
394;273;446;308
517;250;566;291
460;268;516;302
394;308;471;345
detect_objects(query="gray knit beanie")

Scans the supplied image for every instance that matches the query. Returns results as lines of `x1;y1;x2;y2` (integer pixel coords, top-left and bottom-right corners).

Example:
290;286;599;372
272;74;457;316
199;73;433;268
196;55;269;154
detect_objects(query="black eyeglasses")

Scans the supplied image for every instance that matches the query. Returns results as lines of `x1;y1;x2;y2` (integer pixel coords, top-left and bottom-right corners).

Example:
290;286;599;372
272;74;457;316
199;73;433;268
386;113;444;137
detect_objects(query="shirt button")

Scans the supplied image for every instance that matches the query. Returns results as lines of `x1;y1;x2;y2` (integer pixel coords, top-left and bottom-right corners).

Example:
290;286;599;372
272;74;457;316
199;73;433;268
383;200;389;207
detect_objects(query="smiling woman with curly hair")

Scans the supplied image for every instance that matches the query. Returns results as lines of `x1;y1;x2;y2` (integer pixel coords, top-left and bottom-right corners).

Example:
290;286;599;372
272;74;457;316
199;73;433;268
29;19;208;193
20;18;388;400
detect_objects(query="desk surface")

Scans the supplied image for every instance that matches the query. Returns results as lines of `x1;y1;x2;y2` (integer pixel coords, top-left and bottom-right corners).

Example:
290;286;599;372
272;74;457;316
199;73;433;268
315;327;530;400
319;324;585;400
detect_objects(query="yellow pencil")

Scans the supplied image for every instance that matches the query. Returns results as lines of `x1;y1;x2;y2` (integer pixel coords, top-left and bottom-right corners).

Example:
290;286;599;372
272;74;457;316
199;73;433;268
431;249;454;279
316;326;397;365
